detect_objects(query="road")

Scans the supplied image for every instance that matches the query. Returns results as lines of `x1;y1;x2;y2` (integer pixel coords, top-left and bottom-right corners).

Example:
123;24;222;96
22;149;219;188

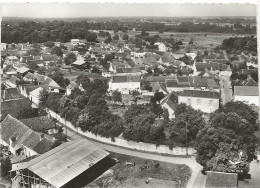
219;75;232;105
59;122;206;188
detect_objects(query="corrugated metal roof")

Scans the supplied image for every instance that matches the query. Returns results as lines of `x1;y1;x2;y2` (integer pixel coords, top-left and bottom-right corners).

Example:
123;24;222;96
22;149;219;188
12;139;109;188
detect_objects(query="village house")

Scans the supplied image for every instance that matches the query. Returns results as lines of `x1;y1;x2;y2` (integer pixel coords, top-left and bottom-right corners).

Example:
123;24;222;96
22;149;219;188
233;86;259;107
192;61;228;76
0;115;54;157
66;81;78;96
178;90;220;113
154;42;167;52
4;75;21;88
20;115;57;134
109;75;141;94
161;93;176;119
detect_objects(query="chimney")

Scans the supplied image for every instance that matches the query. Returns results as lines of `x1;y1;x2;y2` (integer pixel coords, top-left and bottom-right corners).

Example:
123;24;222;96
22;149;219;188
40;134;44;141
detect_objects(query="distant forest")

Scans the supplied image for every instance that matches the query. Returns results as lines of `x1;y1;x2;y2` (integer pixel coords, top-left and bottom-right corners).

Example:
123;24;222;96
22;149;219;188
1;20;256;44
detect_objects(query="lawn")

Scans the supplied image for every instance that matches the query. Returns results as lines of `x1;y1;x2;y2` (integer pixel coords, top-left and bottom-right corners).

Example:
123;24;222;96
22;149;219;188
88;152;191;188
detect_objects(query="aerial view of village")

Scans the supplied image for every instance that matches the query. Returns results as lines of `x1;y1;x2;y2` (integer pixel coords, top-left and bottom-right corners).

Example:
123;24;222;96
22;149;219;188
0;2;259;188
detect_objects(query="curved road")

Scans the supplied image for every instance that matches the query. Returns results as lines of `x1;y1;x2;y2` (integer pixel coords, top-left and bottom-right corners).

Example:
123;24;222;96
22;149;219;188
58;122;205;188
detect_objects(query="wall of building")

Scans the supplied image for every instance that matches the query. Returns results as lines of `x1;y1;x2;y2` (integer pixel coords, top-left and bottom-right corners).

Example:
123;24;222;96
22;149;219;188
178;96;219;113
48;109;196;156
109;82;141;94
22;145;38;157
161;103;175;119
234;96;259;106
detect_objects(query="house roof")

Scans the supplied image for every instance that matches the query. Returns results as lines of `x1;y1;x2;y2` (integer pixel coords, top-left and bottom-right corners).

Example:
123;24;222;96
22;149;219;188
161;93;177;111
205;171;238;188
1;88;25;101
240;69;258;74
234;86;259;96
33;138;54;154
196;62;228;72
151;81;168;93
197;68;215;77
21;56;33;63
1;98;32;119
241;76;258;86
143;75;177;83
111;75;141;83
116;67;141;74
42;54;59;61
16;67;30;74
3;65;17;73
178;90;220;99
1;114;31;150
7;75;21;85
166;79;191;88
1;115;54;153
20;116;56;132
11;139;109;188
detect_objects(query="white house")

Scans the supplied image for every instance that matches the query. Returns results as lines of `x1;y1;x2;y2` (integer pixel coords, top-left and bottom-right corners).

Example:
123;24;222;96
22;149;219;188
109;75;141;94
161;93;176;119
178;90;220;113
71;39;87;45
1;43;7;50
233;86;259;107
154;42;166;52
29;87;44;105
186;53;197;60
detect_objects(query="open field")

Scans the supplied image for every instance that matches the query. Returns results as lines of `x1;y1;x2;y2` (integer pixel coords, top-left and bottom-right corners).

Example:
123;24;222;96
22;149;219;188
88;152;191;188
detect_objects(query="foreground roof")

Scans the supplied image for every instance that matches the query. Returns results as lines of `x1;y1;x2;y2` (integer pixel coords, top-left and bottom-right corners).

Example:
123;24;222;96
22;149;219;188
205;171;238;188
12;139;109;188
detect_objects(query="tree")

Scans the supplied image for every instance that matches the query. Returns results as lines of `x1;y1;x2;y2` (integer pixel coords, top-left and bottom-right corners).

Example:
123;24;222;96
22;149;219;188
91;66;101;74
195;102;258;175
45;41;55;48
37;66;47;75
141;80;152;91
39;88;49;107
64;53;76;65
130;90;140;103
122;34;129;41
26;48;41;56
50;46;63;57
17;108;39;119
104;36;112;44
111;90;122;103
0;157;11;177
48;70;70;88
112;35;119;41
151;91;165;104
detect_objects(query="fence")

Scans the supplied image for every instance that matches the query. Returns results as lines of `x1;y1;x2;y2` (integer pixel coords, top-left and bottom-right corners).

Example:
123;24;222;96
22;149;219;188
48;109;196;156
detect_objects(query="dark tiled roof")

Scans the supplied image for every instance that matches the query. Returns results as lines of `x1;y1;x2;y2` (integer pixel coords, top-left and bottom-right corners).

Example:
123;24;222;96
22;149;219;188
7;76;21;85
1;88;25;100
42;54;59;61
21;56;33;63
1;115;30;147
33;138;54;154
1;115;53;154
111;75;141;83
178;90;220;99
116;67;141;73
240;69;258;74
166;79;191;88
205;171;238;188
143;75;177;83
20;116;56;132
1;98;32;119
234;86;259;96
241;76;258;86
196;62;228;72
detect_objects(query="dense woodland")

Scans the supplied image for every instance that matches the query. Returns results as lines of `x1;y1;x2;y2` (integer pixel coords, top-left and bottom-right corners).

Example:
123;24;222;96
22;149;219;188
1;19;256;44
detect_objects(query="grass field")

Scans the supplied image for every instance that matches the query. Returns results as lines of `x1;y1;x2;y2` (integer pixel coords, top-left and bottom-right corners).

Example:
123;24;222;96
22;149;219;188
88;152;191;188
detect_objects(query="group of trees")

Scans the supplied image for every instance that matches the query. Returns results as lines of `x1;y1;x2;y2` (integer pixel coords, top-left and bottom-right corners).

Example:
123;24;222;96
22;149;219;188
195;101;259;176
217;36;257;55
123;104;166;145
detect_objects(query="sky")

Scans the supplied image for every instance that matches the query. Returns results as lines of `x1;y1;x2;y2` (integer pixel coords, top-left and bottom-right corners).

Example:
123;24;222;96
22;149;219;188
2;3;256;18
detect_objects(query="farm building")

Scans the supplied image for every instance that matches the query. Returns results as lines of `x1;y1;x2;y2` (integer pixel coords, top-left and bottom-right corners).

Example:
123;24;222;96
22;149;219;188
11;139;110;188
